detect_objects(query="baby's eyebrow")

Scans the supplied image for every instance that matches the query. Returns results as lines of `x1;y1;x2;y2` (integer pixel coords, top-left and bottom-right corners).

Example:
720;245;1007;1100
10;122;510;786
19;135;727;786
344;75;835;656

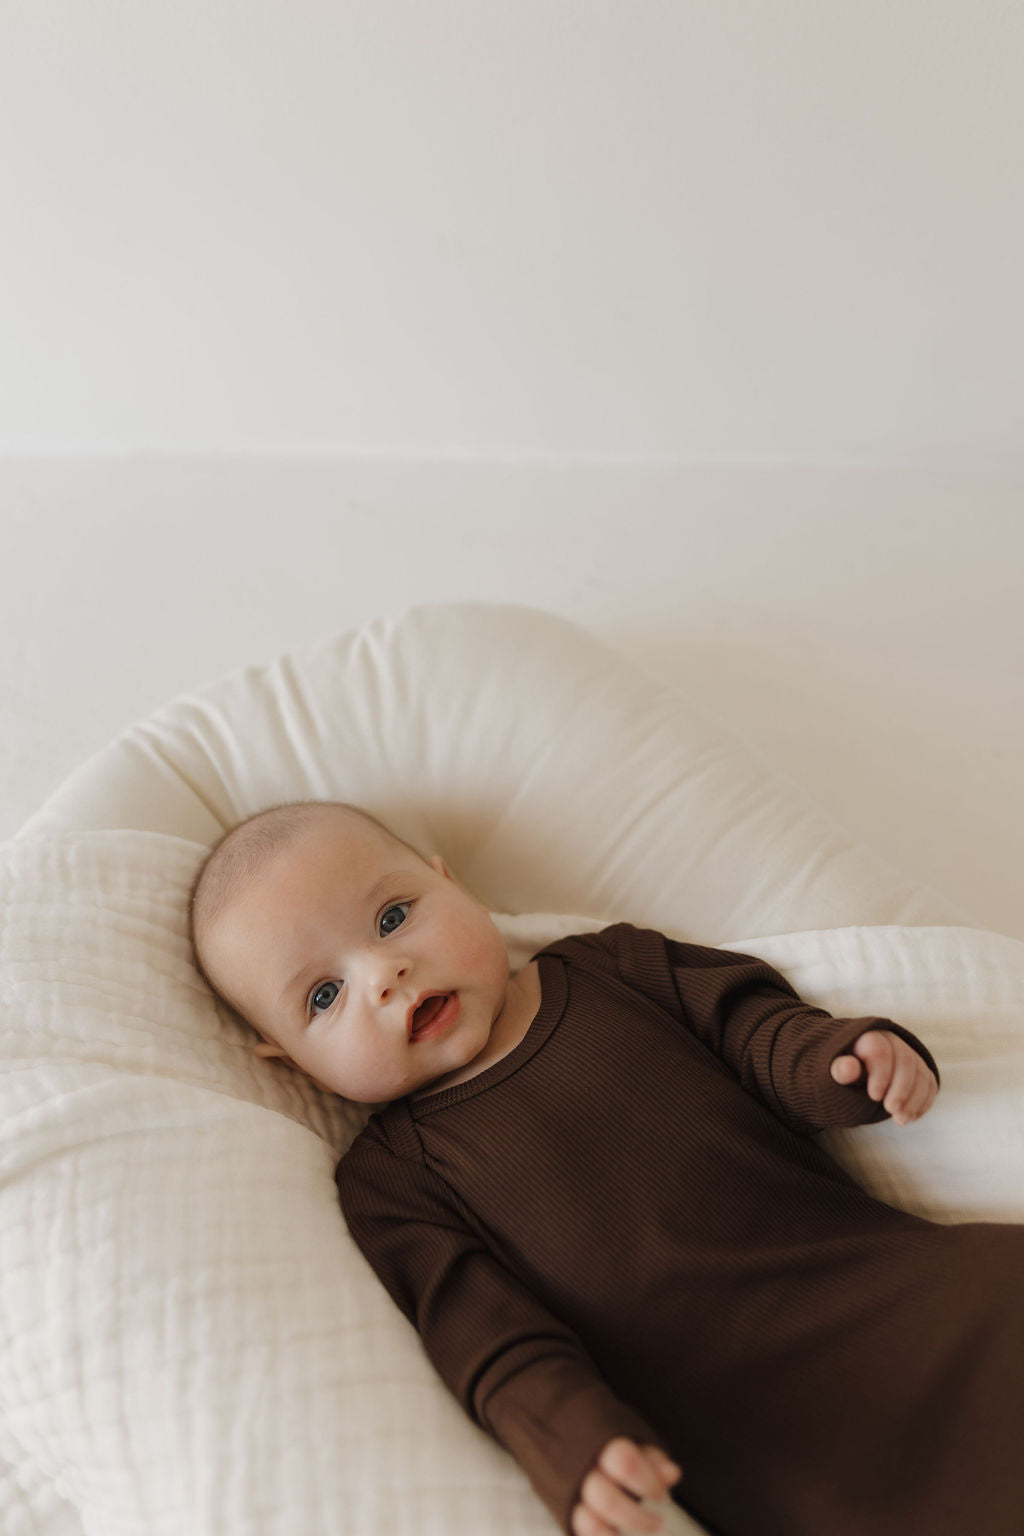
278;869;410;1009
281;961;319;1012
364;870;410;908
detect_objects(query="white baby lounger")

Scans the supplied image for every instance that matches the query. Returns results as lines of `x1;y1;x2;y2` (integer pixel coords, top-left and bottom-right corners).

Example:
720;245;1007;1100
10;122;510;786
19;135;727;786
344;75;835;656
2;602;1023;1536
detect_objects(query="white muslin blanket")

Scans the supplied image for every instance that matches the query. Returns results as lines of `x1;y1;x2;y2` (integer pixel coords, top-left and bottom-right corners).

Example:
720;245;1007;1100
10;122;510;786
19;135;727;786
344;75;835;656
2;831;1022;1536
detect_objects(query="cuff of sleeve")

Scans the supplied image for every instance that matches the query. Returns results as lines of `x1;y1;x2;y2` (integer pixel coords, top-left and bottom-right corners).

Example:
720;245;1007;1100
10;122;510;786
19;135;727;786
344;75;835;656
480;1355;666;1535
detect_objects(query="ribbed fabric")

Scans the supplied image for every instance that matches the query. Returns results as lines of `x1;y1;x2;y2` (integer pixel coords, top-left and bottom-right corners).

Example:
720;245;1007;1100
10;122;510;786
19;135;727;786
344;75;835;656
336;923;1024;1536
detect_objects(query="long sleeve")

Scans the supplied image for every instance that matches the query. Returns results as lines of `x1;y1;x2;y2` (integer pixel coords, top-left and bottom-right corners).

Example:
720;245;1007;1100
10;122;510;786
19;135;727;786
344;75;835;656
336;1123;664;1533
554;924;940;1137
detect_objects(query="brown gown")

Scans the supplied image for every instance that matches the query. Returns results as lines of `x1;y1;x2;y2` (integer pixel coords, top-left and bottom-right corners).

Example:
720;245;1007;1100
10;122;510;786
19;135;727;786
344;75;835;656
336;923;1024;1535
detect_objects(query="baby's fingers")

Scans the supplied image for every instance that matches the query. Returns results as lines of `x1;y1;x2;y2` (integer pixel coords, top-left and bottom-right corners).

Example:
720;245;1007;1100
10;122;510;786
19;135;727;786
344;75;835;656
852;1031;937;1123
574;1468;662;1535
831;1032;938;1124
876;1040;932;1123
598;1438;683;1502
899;1069;936;1123
849;1030;897;1102
830;1032;891;1094
830;1054;863;1087
889;1052;938;1124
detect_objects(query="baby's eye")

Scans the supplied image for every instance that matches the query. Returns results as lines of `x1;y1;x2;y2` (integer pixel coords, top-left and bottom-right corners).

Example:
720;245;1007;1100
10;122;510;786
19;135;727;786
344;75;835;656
379;902;410;936
309;980;341;1017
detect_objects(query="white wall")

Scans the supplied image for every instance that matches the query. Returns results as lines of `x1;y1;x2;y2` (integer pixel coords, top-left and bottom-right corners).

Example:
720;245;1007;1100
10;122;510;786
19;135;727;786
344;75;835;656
3;462;1022;941
1;6;1021;940
1;1;1021;461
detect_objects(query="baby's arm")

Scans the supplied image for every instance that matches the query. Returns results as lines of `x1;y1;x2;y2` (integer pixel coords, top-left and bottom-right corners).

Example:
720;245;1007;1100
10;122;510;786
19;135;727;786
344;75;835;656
641;928;942;1135
337;1123;670;1536
829;1028;938;1125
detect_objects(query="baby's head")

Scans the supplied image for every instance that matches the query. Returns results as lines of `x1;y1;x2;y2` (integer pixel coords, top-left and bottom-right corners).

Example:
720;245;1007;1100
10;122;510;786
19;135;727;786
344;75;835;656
190;801;513;1103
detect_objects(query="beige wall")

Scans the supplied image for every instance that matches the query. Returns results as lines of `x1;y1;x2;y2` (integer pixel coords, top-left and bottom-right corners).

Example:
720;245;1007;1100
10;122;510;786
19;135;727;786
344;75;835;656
1;1;1021;462
3;463;1022;941
1;7;1021;937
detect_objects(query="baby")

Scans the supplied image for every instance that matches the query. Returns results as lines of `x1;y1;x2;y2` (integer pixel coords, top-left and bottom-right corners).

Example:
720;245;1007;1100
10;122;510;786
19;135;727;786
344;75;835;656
191;799;1023;1536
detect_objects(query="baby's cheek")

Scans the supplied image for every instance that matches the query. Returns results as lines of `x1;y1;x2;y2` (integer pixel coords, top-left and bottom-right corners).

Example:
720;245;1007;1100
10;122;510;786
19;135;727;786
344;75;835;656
473;920;511;973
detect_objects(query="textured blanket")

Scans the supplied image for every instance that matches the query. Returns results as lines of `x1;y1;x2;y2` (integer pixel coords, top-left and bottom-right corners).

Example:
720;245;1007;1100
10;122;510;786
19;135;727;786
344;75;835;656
2;832;1022;1535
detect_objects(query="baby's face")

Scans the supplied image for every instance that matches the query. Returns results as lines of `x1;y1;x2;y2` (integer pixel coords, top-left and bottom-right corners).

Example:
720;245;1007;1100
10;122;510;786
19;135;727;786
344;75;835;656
201;814;514;1102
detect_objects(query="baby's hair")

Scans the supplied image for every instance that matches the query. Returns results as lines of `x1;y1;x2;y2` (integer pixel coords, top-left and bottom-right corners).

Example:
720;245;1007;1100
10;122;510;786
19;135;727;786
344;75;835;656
188;800;423;1002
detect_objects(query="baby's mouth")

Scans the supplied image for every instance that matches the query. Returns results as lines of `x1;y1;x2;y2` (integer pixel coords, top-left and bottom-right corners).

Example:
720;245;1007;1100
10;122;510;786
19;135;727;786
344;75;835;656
410;994;449;1036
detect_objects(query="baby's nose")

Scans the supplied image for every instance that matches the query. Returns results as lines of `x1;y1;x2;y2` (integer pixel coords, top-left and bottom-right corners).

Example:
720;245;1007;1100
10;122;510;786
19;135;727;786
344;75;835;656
370;960;409;1002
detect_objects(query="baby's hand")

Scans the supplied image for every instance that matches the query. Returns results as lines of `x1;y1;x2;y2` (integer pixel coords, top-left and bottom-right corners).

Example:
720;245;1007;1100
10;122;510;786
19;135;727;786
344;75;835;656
571;1437;682;1536
830;1029;938;1125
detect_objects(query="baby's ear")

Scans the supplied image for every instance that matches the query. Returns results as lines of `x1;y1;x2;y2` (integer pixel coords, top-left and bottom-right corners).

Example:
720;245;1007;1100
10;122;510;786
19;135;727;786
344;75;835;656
251;1039;291;1064
251;1040;334;1095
